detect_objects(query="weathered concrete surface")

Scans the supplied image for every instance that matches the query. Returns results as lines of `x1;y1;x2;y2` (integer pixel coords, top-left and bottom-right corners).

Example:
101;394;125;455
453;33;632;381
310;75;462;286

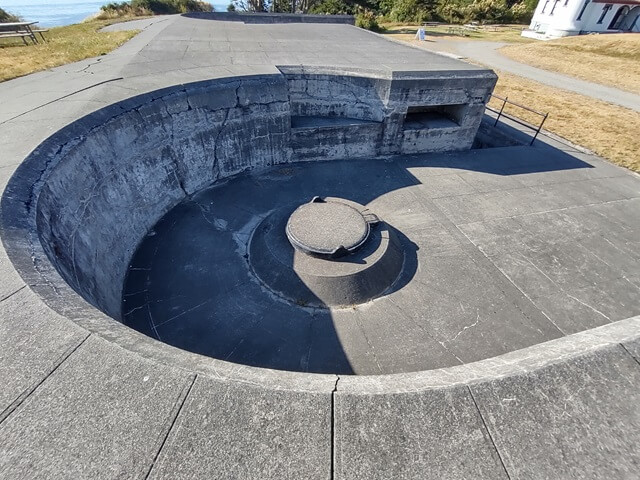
148;375;332;480
471;344;640;479
0;335;193;479
334;384;509;479
0;14;639;480
0;287;87;422
118;144;640;374
335;316;640;479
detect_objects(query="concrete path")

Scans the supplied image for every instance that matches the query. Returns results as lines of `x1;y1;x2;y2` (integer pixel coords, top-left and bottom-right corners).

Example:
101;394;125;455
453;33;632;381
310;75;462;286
0;14;639;479
411;37;640;112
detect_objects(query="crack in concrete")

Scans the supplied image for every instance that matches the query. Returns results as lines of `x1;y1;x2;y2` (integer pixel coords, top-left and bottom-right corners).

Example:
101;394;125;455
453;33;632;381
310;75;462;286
143;373;197;480
0;332;91;425
354;312;384;373
620;343;640;367
0;285;26;303
386;295;465;364
331;375;340;480
467;385;513;480
449;310;481;343
0;77;123;126
566;294;611;321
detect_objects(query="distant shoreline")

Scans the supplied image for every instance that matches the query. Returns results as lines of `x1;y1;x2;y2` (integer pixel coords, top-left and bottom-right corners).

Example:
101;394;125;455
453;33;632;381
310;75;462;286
2;1;229;27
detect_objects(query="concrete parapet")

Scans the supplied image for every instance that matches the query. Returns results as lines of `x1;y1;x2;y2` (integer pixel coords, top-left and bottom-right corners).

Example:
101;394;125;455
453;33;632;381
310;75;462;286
183;12;355;24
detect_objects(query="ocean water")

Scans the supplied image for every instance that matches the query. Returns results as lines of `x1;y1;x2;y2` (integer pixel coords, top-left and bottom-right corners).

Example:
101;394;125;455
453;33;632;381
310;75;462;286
1;0;231;27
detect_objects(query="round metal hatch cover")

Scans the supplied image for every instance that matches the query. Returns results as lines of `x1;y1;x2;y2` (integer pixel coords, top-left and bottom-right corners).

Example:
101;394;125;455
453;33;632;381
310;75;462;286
286;197;370;257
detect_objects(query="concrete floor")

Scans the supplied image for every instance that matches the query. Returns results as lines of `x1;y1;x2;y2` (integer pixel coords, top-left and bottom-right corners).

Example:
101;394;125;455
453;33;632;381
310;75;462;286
1;14;639;480
124;144;640;374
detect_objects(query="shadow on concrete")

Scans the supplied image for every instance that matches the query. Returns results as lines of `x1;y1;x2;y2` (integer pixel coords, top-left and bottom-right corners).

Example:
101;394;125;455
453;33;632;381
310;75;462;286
121;160;423;374
121;129;600;374
399;116;595;176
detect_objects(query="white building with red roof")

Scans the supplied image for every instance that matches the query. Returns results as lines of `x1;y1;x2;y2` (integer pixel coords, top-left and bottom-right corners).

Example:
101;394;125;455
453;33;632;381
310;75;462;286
522;0;640;38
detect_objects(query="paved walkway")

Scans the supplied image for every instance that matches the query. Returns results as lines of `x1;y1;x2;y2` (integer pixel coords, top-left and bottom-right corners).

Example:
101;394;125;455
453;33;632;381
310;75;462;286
409;37;640;112
0;15;639;479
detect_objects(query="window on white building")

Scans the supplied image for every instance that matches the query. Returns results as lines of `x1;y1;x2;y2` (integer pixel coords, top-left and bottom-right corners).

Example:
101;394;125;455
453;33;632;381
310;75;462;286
630;8;640;29
542;0;551;13
609;5;629;29
597;4;613;24
576;0;590;20
550;0;561;14
564;0;569;5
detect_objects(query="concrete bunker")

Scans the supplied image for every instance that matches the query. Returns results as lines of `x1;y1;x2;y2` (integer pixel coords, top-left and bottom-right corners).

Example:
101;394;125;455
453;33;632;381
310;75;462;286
4;67;499;375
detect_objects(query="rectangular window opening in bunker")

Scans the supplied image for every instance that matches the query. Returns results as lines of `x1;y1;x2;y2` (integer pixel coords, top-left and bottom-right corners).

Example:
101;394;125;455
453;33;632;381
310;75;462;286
403;104;466;131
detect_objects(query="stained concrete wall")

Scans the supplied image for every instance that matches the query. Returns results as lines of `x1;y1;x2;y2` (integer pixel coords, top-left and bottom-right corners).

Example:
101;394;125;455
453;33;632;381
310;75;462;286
282;67;496;158
31;68;494;320
36;76;291;319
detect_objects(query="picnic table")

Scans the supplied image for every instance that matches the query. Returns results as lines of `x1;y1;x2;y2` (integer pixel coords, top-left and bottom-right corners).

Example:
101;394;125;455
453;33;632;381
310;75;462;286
0;21;48;45
447;26;470;36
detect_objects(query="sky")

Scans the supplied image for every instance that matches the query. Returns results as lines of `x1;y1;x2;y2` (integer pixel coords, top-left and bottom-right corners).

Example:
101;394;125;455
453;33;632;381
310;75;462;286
2;0;105;5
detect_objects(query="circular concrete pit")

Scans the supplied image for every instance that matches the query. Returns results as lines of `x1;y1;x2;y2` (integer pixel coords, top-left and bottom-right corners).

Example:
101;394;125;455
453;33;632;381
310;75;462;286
3;74;639;377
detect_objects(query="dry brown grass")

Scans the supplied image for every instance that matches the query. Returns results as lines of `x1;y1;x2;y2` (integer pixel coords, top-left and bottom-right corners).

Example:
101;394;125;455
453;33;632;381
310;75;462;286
491;71;640;173
500;34;640;94
0;19;138;82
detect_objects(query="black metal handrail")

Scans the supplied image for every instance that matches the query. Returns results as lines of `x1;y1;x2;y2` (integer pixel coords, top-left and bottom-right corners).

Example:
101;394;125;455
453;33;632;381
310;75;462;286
486;94;549;145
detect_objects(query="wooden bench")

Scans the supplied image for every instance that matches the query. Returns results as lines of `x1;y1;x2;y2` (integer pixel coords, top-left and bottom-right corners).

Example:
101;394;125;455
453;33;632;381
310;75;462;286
0;21;47;45
0;31;35;45
30;27;48;42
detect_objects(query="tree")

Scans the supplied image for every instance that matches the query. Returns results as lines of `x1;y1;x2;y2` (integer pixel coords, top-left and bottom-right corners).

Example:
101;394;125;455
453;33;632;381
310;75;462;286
0;7;22;22
311;0;354;14
232;0;270;11
272;0;293;12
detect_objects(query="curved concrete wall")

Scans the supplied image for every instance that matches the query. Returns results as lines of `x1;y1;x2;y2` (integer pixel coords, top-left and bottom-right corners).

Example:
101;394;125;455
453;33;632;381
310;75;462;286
13;69;495;320
36;75;291;319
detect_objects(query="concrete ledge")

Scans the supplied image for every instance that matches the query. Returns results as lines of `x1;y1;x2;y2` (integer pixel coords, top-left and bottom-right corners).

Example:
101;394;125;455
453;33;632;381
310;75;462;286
337;315;640;393
183;12;355;25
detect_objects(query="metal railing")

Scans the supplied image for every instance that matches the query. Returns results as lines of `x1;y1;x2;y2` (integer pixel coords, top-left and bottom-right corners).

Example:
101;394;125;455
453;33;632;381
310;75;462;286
486;94;549;145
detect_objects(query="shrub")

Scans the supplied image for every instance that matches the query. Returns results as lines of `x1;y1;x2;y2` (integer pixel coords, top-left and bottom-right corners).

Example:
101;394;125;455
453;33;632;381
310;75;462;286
311;0;354;14
98;0;213;18
463;0;511;23
131;0;213;14
510;1;533;22
98;2;152;18
355;10;382;30
0;7;22;22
